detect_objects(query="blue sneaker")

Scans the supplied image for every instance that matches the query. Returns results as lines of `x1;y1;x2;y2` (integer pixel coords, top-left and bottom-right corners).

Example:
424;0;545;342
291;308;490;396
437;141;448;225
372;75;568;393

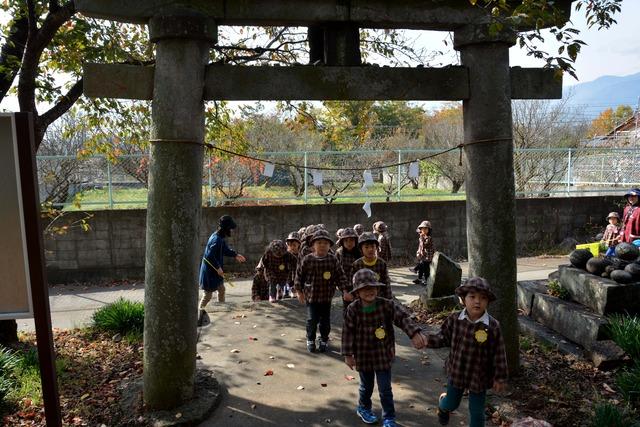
382;419;397;427
356;406;379;424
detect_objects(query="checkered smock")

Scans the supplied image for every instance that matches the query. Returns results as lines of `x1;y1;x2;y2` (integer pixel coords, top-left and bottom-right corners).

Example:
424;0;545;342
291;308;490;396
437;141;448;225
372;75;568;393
251;257;268;300
425;311;508;393
294;253;348;303
352;258;392;299
335;247;361;291
417;235;435;262
377;233;391;262
342;297;421;372
262;251;297;285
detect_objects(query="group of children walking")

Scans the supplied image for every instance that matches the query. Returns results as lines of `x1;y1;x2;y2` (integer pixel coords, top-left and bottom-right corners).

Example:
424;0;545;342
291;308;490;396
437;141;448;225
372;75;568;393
200;216;507;427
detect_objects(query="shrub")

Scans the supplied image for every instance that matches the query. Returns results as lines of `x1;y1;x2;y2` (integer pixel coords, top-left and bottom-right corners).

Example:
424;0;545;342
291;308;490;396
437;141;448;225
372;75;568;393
607;314;640;361
616;363;640;407
0;346;18;405
547;279;570;300
92;298;144;336
591;401;639;427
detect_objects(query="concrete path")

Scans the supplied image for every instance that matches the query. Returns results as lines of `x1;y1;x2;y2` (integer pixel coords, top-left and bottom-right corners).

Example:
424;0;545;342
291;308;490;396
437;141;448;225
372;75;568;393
17;257;565;426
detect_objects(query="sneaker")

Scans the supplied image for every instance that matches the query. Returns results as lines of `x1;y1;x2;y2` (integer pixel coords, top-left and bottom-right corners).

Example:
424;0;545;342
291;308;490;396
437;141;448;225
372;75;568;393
318;340;328;353
269;296;276;303
437;392;450;425
413;278;423;284
382;419;397;427
306;340;316;353
356;406;378;424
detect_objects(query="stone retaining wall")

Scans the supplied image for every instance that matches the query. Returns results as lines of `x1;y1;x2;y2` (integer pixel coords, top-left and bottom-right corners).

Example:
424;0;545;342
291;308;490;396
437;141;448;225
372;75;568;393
45;196;619;283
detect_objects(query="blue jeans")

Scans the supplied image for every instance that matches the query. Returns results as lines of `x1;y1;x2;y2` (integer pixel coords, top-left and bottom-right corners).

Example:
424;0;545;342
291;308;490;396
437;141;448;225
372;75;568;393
359;370;395;420
439;381;486;427
605;246;616;257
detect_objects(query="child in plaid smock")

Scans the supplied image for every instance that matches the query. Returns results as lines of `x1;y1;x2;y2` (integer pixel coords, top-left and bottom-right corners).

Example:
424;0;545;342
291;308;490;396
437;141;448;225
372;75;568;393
352;232;392;300
251;257;268;302
413;220;435;284
342;268;426;427
424;277;508;427
335;227;361;312
262;240;297;302
295;229;348;353
373;221;392;262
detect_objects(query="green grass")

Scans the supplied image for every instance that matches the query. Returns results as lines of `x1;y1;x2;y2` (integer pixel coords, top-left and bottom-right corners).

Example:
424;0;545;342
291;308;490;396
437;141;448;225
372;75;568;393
547;279;571;300
0;347;19;406
591;401;639;427
92;298;144;339
617;363;640;407
607;314;640;361
63;183;465;210
519;335;533;352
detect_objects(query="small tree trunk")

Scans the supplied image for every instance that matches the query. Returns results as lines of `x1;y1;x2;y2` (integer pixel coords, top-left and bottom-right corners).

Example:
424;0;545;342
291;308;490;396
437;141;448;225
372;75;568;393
0;320;19;345
451;180;463;193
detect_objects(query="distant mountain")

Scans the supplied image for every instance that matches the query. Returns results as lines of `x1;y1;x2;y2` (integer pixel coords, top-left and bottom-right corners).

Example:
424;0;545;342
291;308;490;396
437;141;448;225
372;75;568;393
563;72;640;118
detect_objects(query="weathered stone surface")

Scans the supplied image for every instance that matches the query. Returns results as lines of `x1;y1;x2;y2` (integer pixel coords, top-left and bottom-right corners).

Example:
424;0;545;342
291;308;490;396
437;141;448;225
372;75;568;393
518;315;583;359
585;340;626;370
516;280;547;316
558;265;640;315
418;294;460;312
531;292;608;349
426;252;462;298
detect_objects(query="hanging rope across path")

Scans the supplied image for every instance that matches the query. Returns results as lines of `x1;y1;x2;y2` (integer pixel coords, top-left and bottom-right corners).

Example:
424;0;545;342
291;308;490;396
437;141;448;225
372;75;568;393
148;137;513;171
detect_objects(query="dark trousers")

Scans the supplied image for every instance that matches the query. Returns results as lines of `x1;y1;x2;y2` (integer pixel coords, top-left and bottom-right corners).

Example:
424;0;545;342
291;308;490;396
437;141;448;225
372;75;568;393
415;260;430;280
359;370;395;420
440;380;486;427
306;302;331;342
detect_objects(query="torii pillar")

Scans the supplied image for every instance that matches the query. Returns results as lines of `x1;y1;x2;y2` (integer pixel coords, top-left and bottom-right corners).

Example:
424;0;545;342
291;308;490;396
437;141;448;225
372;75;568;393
143;14;215;409
455;26;520;372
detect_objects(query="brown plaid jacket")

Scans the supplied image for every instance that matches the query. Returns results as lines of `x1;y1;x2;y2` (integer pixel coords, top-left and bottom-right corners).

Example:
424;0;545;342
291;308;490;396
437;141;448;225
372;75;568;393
352;258;392;299
416;235;435;262
342;298;421;372
251;257;269;300
294;253;348;303
377;233;391;262
336;247;361;291
602;223;621;248
262;251;297;285
425;311;508;393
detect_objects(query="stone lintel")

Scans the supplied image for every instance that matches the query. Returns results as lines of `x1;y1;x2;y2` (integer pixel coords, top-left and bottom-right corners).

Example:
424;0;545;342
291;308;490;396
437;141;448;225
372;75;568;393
75;0;490;30
148;14;217;44
82;64;563;101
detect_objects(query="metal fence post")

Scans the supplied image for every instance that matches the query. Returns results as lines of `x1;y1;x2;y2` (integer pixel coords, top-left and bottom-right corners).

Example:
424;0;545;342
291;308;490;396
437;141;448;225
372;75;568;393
208;154;214;207
303;151;308;204
106;158;114;209
396;150;401;201
566;148;572;195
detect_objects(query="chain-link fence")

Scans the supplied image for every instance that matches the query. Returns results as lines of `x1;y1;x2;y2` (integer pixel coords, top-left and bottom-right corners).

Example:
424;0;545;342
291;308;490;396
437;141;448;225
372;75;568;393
37;147;640;210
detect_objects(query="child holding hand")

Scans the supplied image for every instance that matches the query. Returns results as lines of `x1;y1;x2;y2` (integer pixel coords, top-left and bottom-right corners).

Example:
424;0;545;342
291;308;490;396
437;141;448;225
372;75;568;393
423;277;508;427
601;212;621;257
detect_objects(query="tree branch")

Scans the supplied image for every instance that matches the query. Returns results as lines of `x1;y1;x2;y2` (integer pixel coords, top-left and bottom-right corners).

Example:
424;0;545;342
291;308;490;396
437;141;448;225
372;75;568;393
38;78;83;138
0;11;29;101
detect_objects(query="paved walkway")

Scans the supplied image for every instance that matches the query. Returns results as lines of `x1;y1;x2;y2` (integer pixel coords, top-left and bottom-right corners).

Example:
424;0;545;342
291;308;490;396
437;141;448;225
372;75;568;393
17;257;564;426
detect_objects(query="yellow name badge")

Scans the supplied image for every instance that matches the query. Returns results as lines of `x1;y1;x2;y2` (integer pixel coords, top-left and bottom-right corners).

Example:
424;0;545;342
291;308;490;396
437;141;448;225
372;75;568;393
375;327;386;340
474;329;488;343
278;264;285;271
375;273;380;281
323;271;331;280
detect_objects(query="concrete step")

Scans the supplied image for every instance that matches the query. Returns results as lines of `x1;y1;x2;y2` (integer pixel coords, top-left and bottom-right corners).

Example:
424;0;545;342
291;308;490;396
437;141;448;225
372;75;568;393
557;265;640;315
517;280;547;316
530;292;608;350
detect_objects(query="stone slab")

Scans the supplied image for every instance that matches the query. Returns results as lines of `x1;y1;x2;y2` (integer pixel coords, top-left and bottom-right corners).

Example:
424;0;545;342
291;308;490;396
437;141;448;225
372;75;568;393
530;292;608;349
558;265;640;315
585;340;626;370
426;252;462;298
518;315;583;359
516;280;547;316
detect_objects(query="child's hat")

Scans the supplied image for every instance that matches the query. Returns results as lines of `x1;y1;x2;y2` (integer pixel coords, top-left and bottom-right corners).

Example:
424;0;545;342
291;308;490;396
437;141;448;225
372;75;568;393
624;188;640;198
416;220;432;232
218;215;237;230
373;221;388;232
286;232;301;243
337;227;358;245
350;268;385;294
310;229;334;245
304;224;319;240
455;277;496;302
267;240;287;257
358;232;379;247
353;224;364;235
607;212;620;220
336;228;344;239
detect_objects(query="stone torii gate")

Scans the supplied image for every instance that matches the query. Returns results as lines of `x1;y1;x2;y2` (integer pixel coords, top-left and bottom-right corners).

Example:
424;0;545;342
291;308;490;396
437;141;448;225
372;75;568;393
77;0;571;411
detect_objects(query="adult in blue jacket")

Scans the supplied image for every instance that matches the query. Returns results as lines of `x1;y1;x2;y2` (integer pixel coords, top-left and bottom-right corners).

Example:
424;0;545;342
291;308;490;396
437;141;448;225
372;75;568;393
198;215;245;323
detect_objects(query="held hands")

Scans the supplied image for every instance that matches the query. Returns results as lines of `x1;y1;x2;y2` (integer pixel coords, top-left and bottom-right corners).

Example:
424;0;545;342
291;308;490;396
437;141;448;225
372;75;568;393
236;254;246;263
297;292;306;304
216;267;224;278
343;291;354;302
345;355;356;370
411;332;428;349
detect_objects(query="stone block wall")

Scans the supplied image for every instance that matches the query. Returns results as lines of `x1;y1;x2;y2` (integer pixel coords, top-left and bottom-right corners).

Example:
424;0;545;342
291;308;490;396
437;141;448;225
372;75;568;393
44;196;619;283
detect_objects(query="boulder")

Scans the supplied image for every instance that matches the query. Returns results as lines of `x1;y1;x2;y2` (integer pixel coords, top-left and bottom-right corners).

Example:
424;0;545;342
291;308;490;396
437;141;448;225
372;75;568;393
585;340;626;370
425;252;462;298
